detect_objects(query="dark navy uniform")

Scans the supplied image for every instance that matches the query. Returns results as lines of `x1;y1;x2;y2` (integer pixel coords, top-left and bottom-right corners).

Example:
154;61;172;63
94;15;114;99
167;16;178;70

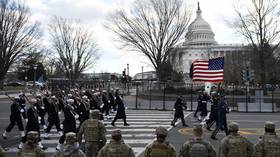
211;96;229;140
206;95;219;130
45;99;62;134
75;101;89;130
58;105;77;146
171;97;187;127
5;101;25;133
111;93;129;126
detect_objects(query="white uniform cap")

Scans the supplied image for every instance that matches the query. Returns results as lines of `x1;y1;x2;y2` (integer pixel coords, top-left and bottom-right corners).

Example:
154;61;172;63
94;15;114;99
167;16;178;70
91;89;95;92
36;94;42;97
82;90;86;93
30;98;37;103
67;94;72;97
102;90;107;93
82;96;88;99
67;99;75;104
51;95;56;99
14;96;20;99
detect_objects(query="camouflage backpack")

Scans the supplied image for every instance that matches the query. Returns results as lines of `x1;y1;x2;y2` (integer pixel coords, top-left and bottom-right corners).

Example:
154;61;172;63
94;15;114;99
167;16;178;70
148;142;170;157
226;135;248;157
262;135;280;157
106;143;130;157
19;147;38;157
188;141;209;157
84;119;100;142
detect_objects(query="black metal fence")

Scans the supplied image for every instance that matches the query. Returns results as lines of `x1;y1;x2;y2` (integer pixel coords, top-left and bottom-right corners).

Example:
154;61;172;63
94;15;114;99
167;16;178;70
122;81;280;113
47;79;280;112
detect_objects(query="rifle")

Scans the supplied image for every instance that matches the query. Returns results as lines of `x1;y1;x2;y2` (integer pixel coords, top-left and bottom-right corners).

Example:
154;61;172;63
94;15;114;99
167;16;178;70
4;92;24;113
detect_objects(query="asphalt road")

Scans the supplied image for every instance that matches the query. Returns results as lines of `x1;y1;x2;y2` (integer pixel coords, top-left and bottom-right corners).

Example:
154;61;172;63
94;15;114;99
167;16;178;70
0;97;280;157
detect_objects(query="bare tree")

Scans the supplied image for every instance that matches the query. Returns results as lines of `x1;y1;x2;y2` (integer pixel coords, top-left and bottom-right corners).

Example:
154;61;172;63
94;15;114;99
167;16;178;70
231;0;280;85
0;0;40;89
106;0;191;80
48;16;99;80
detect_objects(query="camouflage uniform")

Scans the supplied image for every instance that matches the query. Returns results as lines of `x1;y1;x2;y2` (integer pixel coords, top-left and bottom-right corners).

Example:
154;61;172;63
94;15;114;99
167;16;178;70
219;122;254;157
255;121;280;157
145;127;176;157
180;125;216;157
77;110;106;157
97;129;135;157
0;145;5;157
15;131;45;157
54;132;85;157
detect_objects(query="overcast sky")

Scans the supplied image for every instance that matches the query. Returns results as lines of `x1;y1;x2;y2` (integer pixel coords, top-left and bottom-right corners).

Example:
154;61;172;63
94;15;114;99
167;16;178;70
25;0;244;76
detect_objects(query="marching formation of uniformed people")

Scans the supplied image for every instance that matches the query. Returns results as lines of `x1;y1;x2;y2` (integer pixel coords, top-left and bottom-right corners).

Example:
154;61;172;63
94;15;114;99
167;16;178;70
1;86;280;157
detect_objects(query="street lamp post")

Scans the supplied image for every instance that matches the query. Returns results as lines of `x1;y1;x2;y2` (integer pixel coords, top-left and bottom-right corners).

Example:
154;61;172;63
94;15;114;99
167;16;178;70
141;66;144;91
127;63;129;94
33;64;37;92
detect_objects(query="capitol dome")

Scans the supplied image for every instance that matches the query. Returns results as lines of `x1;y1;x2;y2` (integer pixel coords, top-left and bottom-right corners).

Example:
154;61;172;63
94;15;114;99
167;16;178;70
183;2;217;46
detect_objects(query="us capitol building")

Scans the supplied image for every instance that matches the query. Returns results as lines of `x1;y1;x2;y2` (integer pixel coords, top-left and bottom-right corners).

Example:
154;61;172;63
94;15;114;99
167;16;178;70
170;3;250;82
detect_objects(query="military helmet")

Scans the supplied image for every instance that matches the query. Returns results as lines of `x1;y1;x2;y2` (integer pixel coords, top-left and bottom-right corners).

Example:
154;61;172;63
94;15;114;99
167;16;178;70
90;110;100;119
65;132;77;144
155;127;168;136
228;122;239;132
265;121;275;130
193;124;203;134
111;129;121;137
26;131;39;143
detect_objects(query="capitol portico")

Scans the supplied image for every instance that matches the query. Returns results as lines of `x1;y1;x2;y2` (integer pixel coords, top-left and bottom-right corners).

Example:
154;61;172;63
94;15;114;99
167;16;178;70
171;2;250;81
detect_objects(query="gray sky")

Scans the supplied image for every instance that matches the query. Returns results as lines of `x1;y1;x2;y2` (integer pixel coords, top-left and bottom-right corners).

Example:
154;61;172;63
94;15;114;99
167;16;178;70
25;0;244;76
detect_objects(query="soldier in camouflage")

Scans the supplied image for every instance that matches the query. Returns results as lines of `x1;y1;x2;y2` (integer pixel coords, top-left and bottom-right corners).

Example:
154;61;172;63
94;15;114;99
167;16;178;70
255;121;280;157
15;131;45;157
0;145;5;157
77;110;107;157
97;129;135;157
54;132;85;157
180;124;216;157
219;122;254;157
144;127;176;157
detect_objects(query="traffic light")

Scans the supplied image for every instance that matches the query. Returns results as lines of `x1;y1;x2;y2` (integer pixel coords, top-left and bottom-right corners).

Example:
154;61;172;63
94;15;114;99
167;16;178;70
241;66;255;82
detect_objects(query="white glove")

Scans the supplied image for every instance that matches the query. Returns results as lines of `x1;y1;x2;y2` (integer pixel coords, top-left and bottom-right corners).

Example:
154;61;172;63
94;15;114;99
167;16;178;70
20;109;24;113
108;100;111;103
100;104;104;108
173;108;176;111
25;119;28;123
38;117;41;121
74;115;79;119
58;111;62;115
41;106;45;110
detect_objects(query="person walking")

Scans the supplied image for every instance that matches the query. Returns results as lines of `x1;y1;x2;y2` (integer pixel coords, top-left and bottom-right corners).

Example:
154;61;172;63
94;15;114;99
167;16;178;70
77;110;107;157
2;96;26;140
111;92;129;126
211;94;229;140
171;96;188;127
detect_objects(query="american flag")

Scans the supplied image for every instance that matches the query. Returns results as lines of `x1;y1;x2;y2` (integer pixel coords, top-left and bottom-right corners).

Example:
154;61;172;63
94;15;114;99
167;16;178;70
191;57;224;82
